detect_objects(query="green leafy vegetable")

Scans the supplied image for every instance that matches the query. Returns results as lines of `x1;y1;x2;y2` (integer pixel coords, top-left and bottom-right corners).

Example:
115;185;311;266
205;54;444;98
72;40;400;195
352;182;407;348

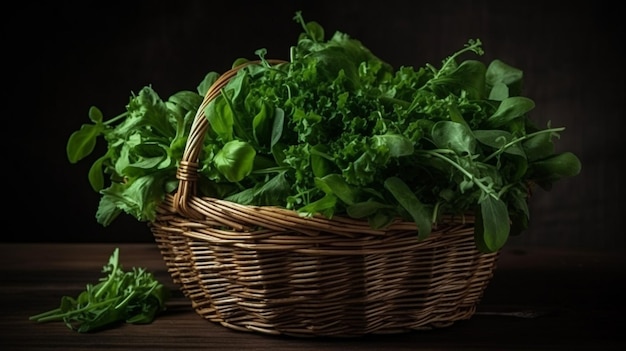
29;248;169;333
66;11;582;253
66;86;206;225
384;177;432;239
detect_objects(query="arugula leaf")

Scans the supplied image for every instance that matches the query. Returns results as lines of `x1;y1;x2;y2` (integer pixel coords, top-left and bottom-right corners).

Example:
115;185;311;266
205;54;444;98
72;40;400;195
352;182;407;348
316;174;358;205
486;59;524;99
431;121;477;156
486;96;535;128
528;152;582;190
384;177;432;239
29;248;169;333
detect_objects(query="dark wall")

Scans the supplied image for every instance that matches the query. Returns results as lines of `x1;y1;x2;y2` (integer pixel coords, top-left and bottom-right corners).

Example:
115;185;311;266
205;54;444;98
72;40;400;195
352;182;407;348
8;0;623;250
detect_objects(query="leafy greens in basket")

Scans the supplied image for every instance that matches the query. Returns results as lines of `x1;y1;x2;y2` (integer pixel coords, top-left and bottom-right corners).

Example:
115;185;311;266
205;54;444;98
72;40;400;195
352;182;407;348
66;11;581;253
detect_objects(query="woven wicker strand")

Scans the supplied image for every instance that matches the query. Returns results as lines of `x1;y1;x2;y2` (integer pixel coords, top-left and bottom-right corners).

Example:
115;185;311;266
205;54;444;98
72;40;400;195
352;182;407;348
150;61;499;337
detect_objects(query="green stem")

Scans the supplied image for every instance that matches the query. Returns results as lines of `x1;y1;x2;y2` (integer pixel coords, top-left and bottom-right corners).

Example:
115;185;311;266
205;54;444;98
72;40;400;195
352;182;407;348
29;308;63;321
497;183;515;198
431;39;483;79
377;95;411;109
95;250;119;299
251;166;289;174
419;149;499;200
483;127;565;163
30;297;121;323
103;112;129;126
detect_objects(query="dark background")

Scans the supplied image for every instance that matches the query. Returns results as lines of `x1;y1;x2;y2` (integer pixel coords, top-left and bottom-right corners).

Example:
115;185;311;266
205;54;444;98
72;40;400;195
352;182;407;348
7;0;623;251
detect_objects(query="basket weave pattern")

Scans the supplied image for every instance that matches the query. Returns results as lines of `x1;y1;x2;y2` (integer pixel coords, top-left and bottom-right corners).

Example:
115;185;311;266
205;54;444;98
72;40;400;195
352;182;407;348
150;62;499;337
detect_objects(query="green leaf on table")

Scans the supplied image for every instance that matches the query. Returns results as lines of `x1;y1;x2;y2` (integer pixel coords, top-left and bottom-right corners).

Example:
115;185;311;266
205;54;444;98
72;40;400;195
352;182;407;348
28;248;169;333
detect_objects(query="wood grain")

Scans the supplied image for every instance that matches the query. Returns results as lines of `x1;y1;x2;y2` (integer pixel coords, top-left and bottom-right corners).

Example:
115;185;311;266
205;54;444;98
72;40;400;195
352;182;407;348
1;243;624;350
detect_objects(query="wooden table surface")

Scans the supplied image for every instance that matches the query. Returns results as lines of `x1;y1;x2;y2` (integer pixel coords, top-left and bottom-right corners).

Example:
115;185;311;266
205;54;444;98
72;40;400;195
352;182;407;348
1;243;624;351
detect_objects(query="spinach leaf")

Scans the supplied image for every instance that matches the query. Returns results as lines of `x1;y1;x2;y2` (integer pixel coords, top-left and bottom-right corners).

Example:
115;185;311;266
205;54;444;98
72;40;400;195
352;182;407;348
214;140;256;182
475;196;510;253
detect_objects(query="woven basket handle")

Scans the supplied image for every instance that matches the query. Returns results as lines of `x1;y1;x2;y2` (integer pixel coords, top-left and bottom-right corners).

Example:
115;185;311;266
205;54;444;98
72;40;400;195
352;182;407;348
172;59;287;218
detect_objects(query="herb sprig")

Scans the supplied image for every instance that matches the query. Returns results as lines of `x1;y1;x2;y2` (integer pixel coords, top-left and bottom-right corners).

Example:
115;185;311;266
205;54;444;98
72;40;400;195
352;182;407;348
29;248;169;333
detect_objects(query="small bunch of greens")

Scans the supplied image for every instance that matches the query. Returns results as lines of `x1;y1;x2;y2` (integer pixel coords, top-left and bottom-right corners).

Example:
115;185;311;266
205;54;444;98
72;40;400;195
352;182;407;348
29;248;169;333
66;11;581;252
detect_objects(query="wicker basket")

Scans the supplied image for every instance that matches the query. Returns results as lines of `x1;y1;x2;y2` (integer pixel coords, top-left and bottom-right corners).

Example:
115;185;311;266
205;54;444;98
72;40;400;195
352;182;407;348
149;61;500;337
